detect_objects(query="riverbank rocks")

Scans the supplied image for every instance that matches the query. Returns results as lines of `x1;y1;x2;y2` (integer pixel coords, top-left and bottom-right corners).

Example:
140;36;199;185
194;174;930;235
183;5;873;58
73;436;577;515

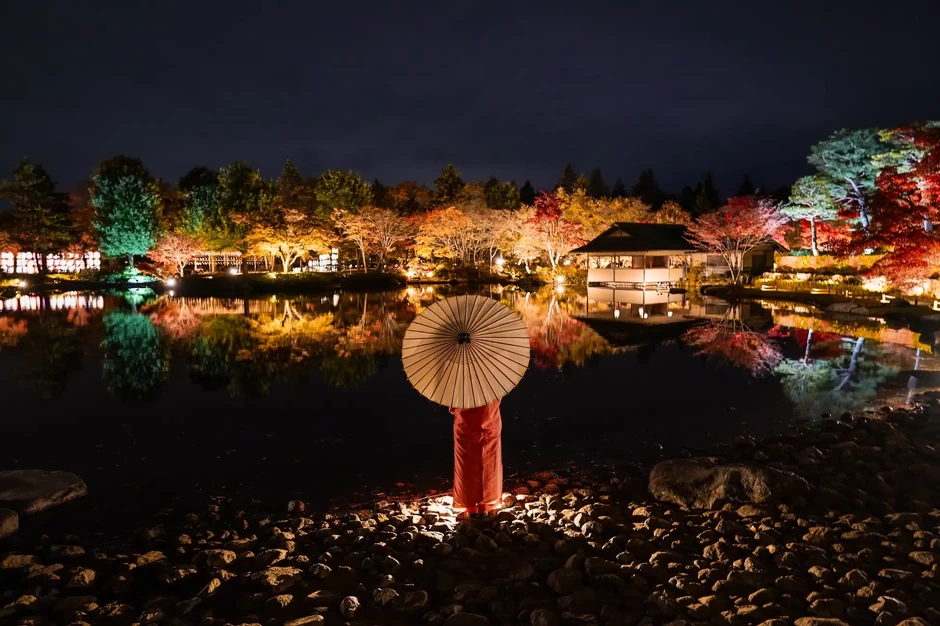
1;405;939;626
0;508;17;538
648;457;811;508
0;470;87;514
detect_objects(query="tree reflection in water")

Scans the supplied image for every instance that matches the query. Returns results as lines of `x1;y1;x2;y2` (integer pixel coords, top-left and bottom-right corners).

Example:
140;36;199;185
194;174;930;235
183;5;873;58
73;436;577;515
683;307;783;376
101;311;170;398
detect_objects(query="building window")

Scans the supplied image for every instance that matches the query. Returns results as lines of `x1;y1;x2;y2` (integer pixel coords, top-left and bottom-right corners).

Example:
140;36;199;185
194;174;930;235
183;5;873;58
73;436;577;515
646;256;667;269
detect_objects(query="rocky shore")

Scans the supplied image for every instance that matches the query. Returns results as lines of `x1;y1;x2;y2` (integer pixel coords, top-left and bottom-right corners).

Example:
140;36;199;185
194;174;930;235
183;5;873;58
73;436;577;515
2;406;939;626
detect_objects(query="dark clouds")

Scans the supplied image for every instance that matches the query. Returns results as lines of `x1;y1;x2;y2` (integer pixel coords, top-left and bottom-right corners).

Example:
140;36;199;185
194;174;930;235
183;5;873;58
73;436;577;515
2;0;939;194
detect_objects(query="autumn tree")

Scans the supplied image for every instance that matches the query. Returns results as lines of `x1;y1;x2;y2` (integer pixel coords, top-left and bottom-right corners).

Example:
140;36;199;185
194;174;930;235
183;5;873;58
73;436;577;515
505;206;541;272
527;192;584;269
683;309;782;376
315;170;372;213
367;208;414;266
781;175;841;256
413;206;474;263
90;156;159;269
808;128;886;229
150;231;204;276
651;200;693;226
210;161;274;261
433;164;464;206
684;196;786;283
0;159;72;273
559;189;649;241
333;209;373;271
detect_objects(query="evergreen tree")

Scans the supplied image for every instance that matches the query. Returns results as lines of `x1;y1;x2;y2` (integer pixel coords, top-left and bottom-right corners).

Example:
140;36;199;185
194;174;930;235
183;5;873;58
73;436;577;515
610;178;627;198
179;167;219;236
808;128;886;229
556;163;577;193
433;164;465;206
0;158;71;273
483;178;520;210
573;174;589;194
519;180;536;205
679;185;697;212
587;167;609;198
213;161;275;254
314;170;372;213
736;174;757;197
372;179;393;209
90;156;158;269
631;168;666;207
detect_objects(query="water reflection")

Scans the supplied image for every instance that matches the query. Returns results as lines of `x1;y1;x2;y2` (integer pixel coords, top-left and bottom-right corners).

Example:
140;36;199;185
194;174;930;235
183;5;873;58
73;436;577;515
0;289;934;416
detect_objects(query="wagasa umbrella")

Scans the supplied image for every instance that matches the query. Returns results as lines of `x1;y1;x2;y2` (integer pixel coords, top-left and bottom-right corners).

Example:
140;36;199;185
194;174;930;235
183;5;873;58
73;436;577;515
402;294;530;409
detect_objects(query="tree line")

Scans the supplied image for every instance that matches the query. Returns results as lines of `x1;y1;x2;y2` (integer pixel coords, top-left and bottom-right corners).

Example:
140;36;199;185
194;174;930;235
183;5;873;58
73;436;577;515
0;158;720;276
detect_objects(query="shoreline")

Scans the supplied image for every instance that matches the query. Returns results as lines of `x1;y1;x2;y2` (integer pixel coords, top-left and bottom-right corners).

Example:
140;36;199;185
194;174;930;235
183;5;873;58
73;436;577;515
2;403;938;625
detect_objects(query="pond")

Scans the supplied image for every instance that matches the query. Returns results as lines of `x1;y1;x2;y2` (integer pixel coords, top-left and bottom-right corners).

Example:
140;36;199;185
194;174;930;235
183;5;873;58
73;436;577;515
0;286;934;531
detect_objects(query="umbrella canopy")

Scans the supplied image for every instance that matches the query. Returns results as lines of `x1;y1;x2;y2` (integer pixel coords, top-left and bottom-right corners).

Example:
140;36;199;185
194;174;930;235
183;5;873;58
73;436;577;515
402;294;530;409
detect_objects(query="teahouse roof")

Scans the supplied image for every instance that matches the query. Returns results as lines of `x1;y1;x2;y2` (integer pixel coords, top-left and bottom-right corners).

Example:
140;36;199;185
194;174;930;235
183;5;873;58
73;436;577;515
570;223;695;255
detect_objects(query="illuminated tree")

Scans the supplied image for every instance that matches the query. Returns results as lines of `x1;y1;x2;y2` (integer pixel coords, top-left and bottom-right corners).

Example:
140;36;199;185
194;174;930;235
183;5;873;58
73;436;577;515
651;200;693;226
808;128;886;229
367;207;415;266
91;156;159;269
315;170;372;212
333;208;373;270
386;180;433;214
527;192;584;269
0;159;72;273
781;175;841;255
483;177;520;210
248;208;327;272
150;231;204;276
101;311;170;398
559;189;649;241
505;205;542;272
213;161;275;260
178;167;219;236
433;164;465;206
413;206;474;263
683;310;782;376
684;196;786;283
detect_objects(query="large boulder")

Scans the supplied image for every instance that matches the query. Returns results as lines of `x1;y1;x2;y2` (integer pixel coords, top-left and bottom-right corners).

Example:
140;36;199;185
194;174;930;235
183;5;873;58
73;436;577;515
0;508;18;538
648;458;810;509
0;470;87;514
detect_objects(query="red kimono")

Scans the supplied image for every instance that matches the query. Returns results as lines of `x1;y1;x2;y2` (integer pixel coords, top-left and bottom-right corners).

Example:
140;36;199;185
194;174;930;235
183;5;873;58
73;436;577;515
449;399;503;514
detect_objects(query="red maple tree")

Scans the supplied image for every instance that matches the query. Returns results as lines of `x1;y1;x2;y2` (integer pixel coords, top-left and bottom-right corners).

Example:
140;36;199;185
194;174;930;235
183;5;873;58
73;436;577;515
526;192;584;269
684;196;787;283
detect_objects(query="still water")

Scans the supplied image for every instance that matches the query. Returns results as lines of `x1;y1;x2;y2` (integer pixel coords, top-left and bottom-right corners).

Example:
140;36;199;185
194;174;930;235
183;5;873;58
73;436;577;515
0;286;933;527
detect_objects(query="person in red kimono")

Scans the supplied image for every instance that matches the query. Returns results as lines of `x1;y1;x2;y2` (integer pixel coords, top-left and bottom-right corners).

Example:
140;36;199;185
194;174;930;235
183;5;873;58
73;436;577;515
449;398;503;518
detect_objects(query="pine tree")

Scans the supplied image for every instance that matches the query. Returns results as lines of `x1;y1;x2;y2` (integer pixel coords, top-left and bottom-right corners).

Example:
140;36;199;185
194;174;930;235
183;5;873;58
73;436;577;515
610;178;627;198
519;180;536;205
631;169;666;207
433;164;465;205
556;163;577;193
587;168;609;198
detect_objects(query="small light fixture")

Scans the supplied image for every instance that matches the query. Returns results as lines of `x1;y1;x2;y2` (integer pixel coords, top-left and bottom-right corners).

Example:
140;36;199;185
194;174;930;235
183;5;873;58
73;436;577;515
18;280;27;288
614;309;620;318
556;275;565;284
425;271;434;278
228;267;239;275
166;278;177;287
268;272;277;278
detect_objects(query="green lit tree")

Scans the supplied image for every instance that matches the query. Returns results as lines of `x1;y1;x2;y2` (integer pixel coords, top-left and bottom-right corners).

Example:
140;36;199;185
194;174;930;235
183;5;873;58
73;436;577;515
101;311;170;398
808;128;886;229
91;156;159;269
0;159;72;273
781;175;841;255
587;167;609;199
315;169;372;212
483;177;521;210
213;161;276;269
178;167;219;235
433;164;465;206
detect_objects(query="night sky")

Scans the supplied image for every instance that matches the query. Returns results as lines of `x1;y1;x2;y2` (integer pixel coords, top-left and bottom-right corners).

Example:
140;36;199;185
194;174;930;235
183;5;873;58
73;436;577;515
2;0;940;194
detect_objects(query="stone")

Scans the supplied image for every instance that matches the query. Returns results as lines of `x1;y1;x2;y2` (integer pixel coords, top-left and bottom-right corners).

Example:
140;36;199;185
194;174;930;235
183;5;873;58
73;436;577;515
54;596;98;614
306;589;339;607
197;549;237;567
284;617;325;626
402;590;430;611
530;609;562;626
444;613;491;626
909;551;936;566
839;569;869;588
67;567;96;588
548;568;582;595
794;619;851;626
809;598;846;618
265;594;293;611
0;553;37;569
0;470;87;514
648;459;811;509
250;566;303;592
373;587;399;607
0;508;18;538
135;551;166;567
340;596;360;618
